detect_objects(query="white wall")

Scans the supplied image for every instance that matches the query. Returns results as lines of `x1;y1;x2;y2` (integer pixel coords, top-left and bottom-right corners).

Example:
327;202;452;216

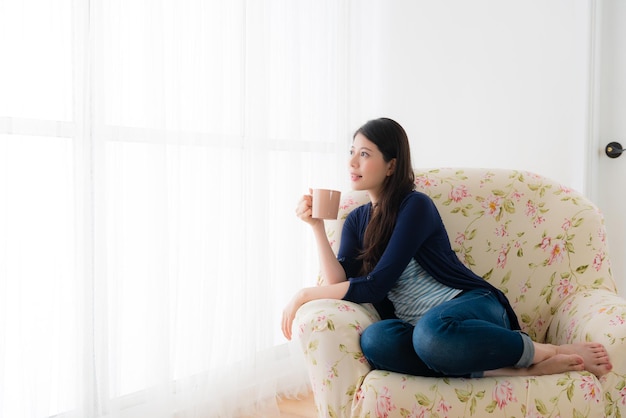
347;1;592;193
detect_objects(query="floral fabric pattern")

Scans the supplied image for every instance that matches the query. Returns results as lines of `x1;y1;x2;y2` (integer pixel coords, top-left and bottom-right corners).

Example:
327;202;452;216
294;168;626;418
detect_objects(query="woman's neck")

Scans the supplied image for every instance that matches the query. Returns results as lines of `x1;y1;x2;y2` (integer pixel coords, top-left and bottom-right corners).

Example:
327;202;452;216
368;190;379;206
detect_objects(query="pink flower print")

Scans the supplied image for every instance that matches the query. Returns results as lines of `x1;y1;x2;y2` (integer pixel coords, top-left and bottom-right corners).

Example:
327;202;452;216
455;232;466;246
479;172;495;188
547;240;567;265
436;399;452;417
561;298;574;313
524;171;542;180
619;385;626;406
519;282;529;295
540;236;552;250
482;194;503;217
415;176;439;190
525;200;538;217
326;364;337;380
494;224;508;237
337;303;355;312
405;404;428;418
353;322;364;334
496;245;508;269
339;197;357;211
559;185;573;194
556;278;574;298
375;387;396;418
598;227;607;243
510;190;524;202
609;315;625;327
532;215;546;228
535;317;546;330
562;218;572;231
355;386;365;402
492;380;517;409
593;251;604;271
449;184;470;202
580;375;601;403
566;318;578;341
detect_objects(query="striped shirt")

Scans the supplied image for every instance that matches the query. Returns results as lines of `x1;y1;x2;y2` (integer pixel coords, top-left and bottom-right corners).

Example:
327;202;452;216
387;258;462;325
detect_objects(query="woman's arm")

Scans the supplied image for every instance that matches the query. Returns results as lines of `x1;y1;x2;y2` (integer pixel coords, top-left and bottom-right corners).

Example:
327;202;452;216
282;281;350;340
282;193;352;340
296;191;347;284
311;222;347;284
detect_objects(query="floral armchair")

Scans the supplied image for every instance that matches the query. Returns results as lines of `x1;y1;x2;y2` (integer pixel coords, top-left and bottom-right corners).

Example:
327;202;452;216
293;168;626;418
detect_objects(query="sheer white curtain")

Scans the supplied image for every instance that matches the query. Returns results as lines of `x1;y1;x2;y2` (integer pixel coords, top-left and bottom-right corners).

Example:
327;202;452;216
0;0;349;416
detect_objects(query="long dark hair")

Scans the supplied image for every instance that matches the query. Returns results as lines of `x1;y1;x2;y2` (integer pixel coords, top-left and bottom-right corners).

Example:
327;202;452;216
356;118;415;275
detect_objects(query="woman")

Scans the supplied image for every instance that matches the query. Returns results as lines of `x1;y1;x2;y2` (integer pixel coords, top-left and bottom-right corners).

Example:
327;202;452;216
282;117;612;378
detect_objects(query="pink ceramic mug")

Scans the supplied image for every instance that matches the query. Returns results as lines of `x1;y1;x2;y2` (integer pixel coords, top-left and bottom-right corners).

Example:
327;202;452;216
311;189;341;219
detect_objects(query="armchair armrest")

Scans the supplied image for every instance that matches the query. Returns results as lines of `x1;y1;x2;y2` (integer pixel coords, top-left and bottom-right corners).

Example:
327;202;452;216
548;289;626;349
547;289;626;415
293;299;380;418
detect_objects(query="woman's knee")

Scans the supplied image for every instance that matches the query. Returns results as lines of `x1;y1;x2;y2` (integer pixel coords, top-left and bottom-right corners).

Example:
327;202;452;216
412;316;453;369
360;321;387;357
360;320;411;363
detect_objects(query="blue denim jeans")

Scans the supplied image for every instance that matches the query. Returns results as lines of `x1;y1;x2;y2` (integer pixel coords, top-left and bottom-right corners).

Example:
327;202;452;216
360;289;534;377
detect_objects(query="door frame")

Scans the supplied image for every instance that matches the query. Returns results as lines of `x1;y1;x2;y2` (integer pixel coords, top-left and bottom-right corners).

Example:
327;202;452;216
585;0;626;294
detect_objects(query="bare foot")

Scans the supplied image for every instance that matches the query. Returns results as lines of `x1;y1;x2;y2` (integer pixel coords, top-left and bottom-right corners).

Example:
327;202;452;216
485;354;584;377
557;342;612;378
528;354;585;376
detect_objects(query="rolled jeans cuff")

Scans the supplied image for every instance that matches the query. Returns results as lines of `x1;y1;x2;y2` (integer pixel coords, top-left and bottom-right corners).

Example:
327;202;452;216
515;332;535;369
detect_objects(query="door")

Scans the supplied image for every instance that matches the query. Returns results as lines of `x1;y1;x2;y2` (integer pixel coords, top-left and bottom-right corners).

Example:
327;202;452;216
588;0;626;296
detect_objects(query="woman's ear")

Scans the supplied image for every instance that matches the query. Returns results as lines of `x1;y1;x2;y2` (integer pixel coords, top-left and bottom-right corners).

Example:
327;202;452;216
386;158;396;176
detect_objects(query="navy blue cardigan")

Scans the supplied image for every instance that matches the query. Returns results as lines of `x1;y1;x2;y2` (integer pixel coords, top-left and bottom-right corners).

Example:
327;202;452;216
338;191;521;330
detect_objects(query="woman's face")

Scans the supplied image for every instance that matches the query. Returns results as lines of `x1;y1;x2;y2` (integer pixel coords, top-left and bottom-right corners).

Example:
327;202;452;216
349;133;395;199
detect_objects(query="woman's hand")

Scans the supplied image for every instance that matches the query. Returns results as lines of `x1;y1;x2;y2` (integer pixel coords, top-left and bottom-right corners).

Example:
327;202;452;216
282;289;304;341
295;190;322;226
281;283;349;340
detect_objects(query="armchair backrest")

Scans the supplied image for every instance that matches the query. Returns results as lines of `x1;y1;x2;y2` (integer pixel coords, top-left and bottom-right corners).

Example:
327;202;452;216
324;168;617;341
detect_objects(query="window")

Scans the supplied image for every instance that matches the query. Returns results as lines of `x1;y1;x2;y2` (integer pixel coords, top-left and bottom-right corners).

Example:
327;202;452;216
0;1;348;416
